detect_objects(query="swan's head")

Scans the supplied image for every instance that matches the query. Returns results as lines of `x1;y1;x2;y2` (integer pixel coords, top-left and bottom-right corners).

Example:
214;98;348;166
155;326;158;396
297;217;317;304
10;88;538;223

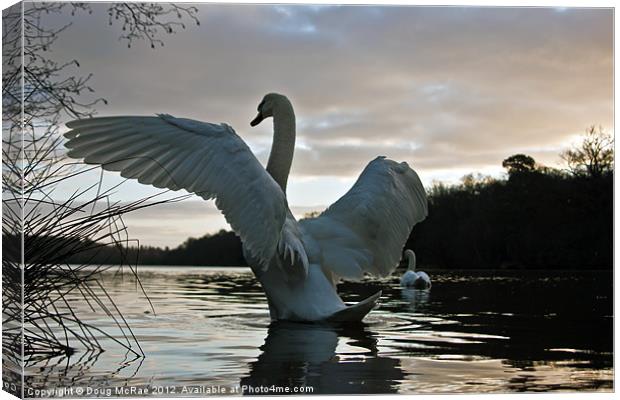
250;93;290;127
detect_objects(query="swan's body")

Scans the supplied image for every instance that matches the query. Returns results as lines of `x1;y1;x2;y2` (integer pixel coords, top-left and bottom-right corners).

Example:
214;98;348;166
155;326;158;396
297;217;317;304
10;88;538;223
400;249;431;289
65;93;428;322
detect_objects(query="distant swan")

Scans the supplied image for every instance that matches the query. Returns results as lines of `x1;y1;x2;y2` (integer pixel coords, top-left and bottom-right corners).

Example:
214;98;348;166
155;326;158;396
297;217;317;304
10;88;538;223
400;250;431;289
65;93;428;322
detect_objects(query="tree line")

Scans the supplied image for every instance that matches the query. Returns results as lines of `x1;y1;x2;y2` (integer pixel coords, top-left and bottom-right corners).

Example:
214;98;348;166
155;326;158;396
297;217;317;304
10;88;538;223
65;230;245;266
408;126;613;270
64;126;613;270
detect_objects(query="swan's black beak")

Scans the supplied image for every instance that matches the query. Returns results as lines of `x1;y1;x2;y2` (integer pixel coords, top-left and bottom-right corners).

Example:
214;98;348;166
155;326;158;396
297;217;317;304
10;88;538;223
250;112;264;127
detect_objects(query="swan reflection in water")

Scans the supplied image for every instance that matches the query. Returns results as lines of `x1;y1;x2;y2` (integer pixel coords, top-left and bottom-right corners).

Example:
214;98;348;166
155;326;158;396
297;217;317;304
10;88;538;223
240;321;404;394
400;287;431;313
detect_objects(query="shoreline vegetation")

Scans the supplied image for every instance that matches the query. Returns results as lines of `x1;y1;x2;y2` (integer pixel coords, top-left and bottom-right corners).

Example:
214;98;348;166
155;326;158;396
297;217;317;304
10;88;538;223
1;3;201;367
62;136;612;270
8;128;611;272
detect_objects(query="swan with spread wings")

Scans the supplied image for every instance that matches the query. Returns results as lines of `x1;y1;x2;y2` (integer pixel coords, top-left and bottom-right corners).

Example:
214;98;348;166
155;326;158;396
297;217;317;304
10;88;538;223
64;93;428;322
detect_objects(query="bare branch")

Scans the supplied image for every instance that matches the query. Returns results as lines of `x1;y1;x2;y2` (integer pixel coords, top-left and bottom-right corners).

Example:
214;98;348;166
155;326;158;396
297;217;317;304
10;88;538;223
560;125;614;178
107;3;200;48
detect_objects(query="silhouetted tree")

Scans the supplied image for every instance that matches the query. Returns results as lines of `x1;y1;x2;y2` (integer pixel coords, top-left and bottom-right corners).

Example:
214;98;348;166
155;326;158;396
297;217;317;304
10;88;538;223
302;210;321;219
502;154;536;175
561;125;614;179
407;150;612;270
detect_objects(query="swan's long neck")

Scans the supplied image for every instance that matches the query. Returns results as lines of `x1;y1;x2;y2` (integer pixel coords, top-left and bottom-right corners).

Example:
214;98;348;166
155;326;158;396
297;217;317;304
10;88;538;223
267;99;296;193
407;252;417;272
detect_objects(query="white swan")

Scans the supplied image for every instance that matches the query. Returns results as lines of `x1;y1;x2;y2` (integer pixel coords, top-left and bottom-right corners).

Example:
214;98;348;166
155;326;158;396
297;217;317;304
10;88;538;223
400;249;431;289
64;93;428;322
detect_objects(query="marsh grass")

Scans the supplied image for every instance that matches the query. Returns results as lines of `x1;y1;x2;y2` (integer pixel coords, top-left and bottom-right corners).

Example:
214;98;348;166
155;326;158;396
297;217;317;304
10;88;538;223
2;122;191;369
2;5;200;393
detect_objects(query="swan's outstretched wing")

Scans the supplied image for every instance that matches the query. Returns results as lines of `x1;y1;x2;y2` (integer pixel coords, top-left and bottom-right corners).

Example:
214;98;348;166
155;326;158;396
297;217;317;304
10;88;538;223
301;156;427;280
64;115;288;267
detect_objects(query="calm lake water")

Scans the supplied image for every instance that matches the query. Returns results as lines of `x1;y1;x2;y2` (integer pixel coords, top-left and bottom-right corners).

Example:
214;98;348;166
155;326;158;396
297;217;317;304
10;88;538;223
19;267;613;395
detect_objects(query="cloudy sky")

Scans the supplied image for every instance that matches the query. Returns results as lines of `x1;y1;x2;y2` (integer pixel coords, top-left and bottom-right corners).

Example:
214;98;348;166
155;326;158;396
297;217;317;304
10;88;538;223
47;4;613;247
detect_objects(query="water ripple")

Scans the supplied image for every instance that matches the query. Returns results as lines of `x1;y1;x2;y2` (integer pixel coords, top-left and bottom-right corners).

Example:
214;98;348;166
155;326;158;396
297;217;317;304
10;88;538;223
20;267;613;394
